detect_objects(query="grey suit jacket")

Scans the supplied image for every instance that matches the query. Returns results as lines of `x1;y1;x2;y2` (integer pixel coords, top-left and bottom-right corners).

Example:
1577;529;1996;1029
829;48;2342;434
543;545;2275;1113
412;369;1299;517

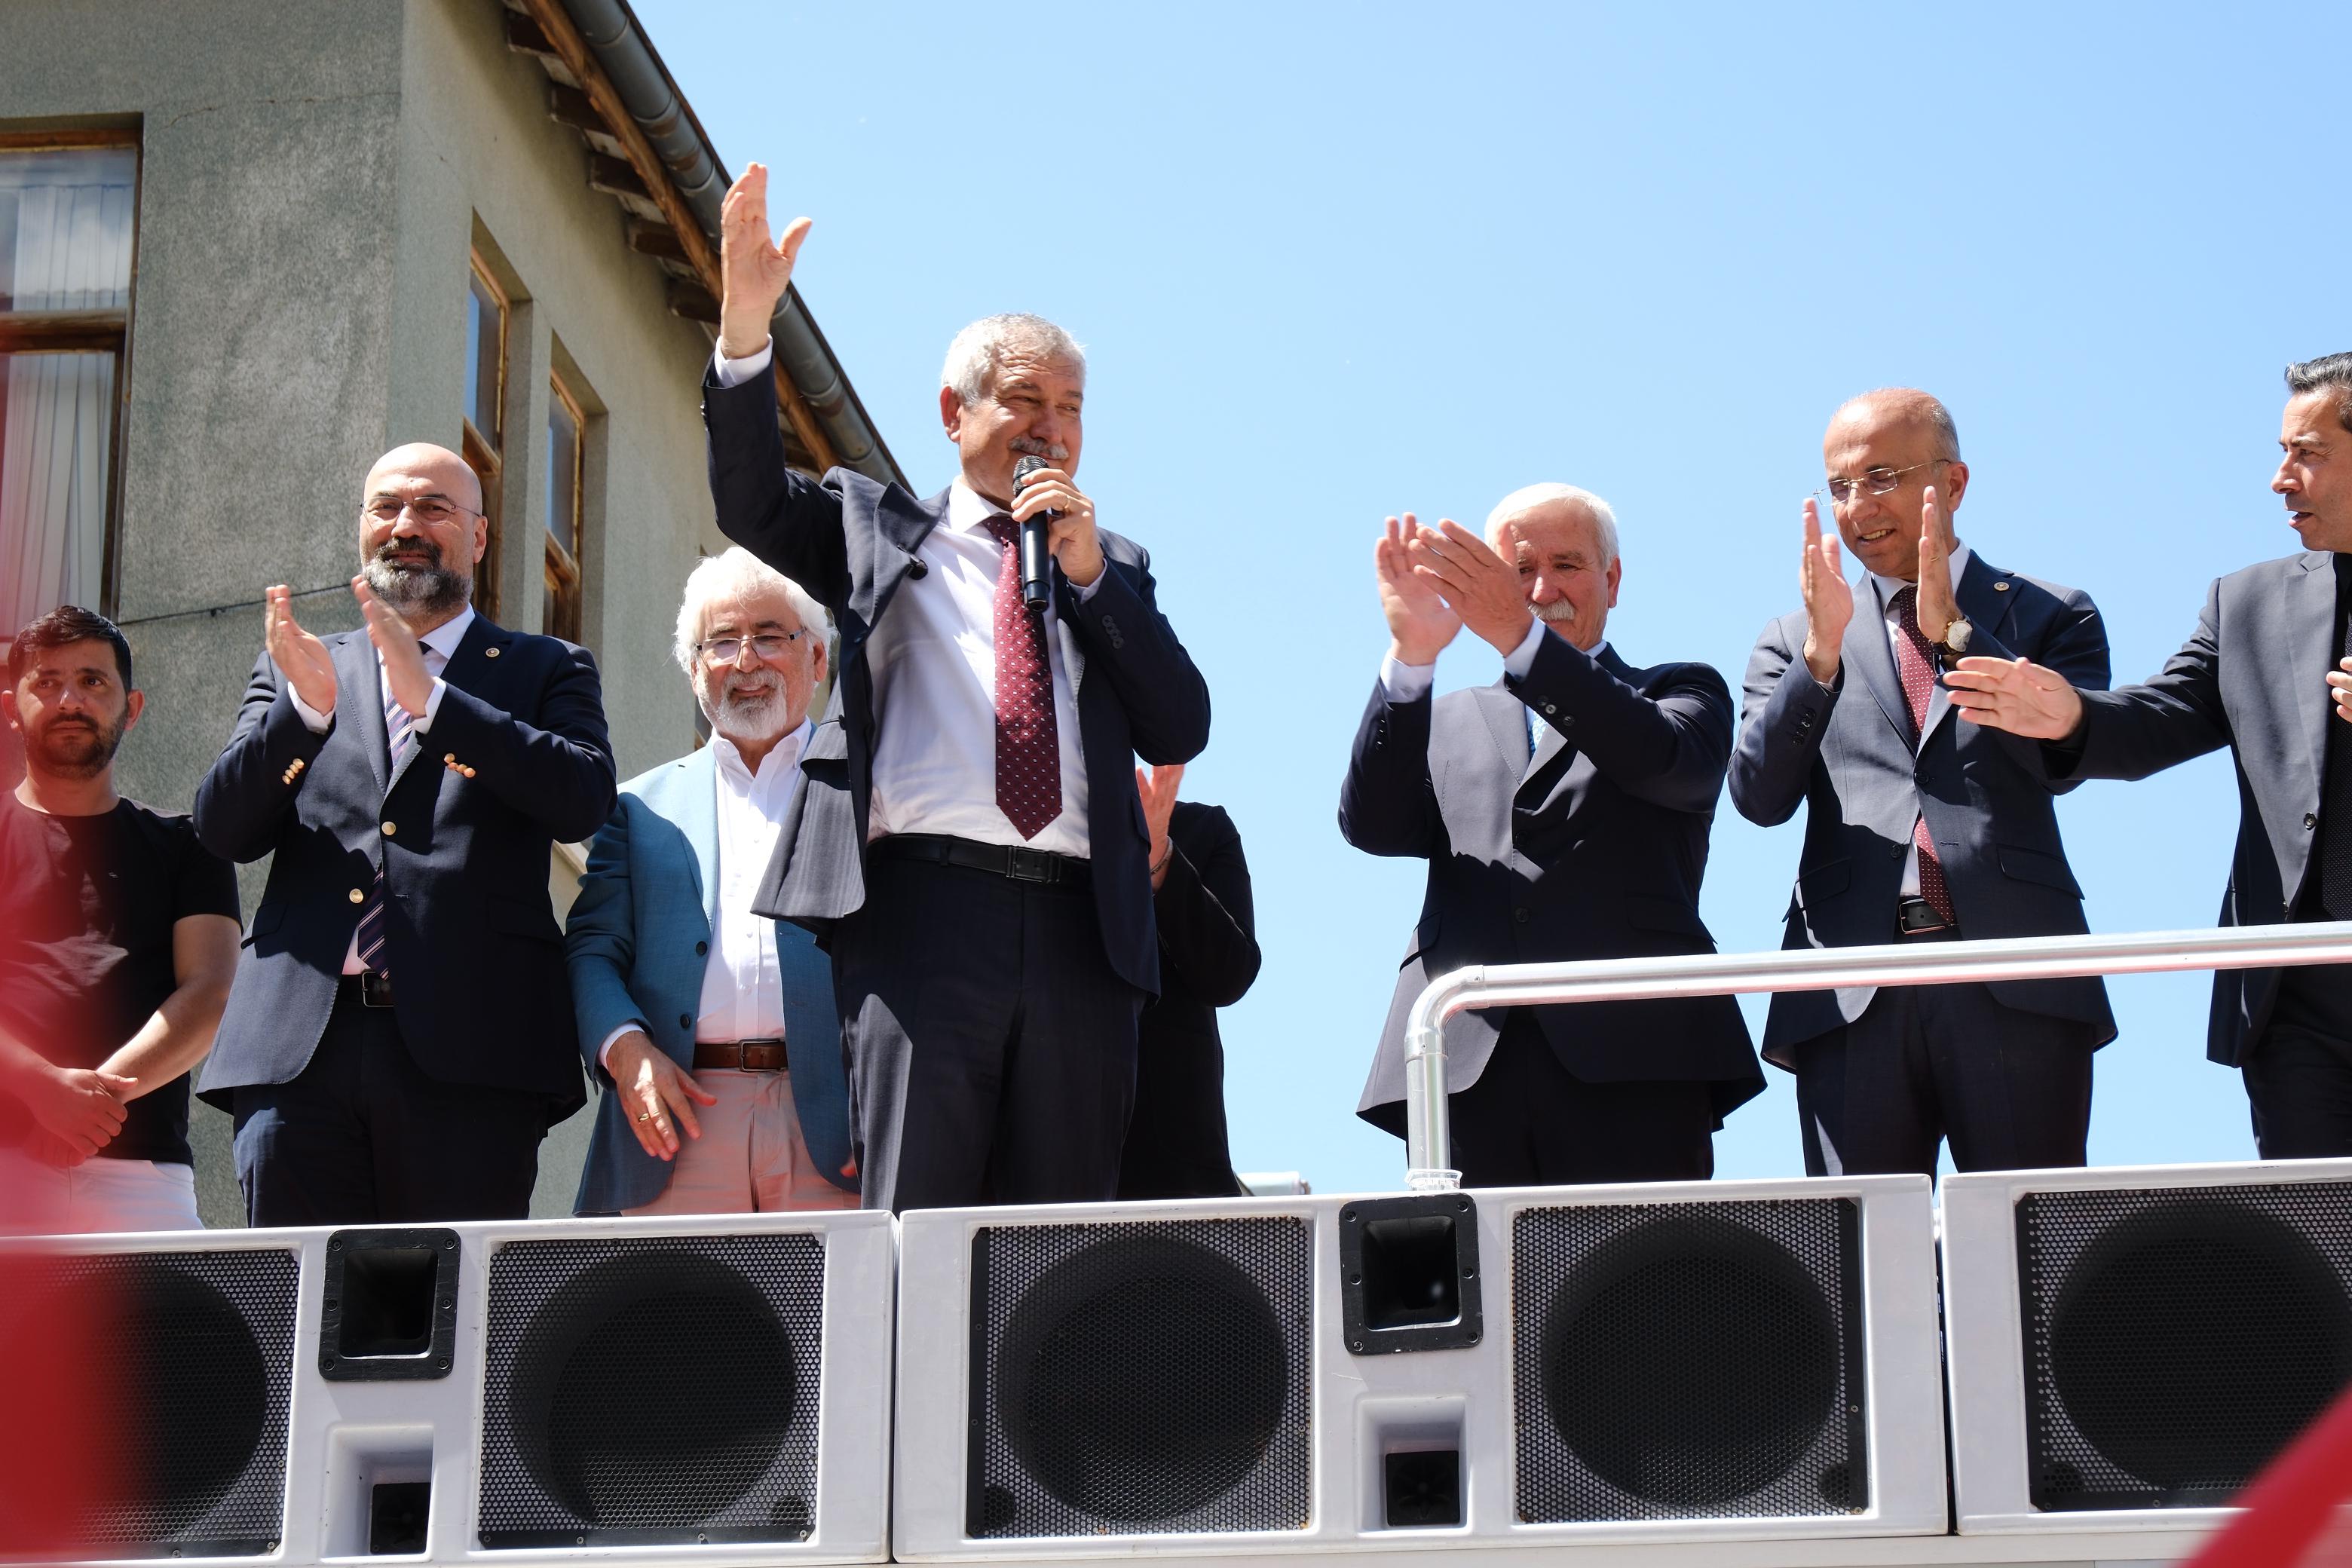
2062;550;2343;1066
1731;551;2117;1064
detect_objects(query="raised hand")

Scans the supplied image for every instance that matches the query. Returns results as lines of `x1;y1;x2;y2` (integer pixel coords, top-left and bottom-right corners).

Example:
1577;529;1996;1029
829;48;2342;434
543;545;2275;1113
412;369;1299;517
1914;485;1962;645
606;1031;718;1161
1009;466;1104;587
265;585;336;715
717;162;812;360
1375;513;1462;665
1799;498;1854;684
2325;658;2352;724
1944;656;2087;740
1136;762;1185;888
1409;519;1535;655
351;578;435;718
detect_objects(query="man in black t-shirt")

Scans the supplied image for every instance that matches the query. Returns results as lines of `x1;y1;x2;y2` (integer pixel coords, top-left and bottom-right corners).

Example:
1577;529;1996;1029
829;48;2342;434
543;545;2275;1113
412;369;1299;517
0;607;240;1233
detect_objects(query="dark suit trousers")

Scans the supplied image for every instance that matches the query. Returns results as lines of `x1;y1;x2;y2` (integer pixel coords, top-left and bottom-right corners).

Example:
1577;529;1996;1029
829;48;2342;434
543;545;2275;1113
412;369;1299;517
1792;938;2096;1178
830;856;1143;1214
1448;1010;1716;1188
2246;965;2352;1158
230;988;547;1225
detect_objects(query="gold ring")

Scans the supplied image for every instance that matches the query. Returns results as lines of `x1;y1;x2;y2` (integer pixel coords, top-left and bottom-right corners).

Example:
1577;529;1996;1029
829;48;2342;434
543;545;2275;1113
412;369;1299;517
636;1111;652;1122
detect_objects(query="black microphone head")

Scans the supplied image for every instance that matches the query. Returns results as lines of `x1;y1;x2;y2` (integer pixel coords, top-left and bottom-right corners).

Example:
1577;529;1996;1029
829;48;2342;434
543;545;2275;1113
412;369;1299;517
1012;455;1046;492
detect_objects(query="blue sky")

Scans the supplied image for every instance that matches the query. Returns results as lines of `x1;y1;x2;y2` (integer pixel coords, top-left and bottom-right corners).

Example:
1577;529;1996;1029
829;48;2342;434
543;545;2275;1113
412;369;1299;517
640;2;2351;1193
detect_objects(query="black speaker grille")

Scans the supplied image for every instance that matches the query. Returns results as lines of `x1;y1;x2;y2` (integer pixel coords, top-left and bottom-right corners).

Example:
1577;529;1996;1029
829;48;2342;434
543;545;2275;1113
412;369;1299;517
476;1234;825;1548
1;1248;298;1557
1511;1198;1869;1523
2018;1179;2352;1511
968;1217;1312;1539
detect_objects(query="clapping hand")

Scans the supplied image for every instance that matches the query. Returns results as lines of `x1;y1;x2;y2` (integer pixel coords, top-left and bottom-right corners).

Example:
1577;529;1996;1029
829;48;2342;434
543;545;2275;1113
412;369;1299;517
1136;762;1184;890
352;577;434;718
1408;519;1535;656
1913;486;1962;646
265;586;336;714
1799;498;1854;684
1374;513;1462;666
717;163;811;360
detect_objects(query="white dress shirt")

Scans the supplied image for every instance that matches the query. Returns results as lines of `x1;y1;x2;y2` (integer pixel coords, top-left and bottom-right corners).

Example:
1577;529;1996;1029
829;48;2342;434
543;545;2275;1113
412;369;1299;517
287;604;473;974
597;719;811;1070
714;341;1096;856
1864;541;1971;899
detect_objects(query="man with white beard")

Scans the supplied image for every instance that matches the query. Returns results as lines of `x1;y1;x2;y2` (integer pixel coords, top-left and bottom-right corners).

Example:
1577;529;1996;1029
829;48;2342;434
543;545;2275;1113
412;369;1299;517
1341;485;1763;1186
565;550;859;1214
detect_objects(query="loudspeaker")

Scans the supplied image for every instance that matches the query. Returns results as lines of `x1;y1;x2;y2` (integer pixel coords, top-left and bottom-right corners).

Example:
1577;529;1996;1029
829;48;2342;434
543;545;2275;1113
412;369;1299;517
6;1210;893;1566
0;1236;299;1560
1944;1158;2352;1536
893;1176;1945;1559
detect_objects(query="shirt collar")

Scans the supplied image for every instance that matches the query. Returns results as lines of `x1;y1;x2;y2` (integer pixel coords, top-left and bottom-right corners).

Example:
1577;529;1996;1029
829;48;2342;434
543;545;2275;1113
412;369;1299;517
416;604;476;663
1869;541;1971;609
711;716;813;786
948;478;1011;534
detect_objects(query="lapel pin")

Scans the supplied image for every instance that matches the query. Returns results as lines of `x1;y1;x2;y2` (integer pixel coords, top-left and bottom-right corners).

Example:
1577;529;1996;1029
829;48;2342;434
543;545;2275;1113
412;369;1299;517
1993;581;2011;592
484;645;501;658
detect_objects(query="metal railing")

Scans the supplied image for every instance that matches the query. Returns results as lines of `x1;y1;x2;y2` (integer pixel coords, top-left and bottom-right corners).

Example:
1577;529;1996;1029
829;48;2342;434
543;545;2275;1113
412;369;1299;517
1401;921;2352;1192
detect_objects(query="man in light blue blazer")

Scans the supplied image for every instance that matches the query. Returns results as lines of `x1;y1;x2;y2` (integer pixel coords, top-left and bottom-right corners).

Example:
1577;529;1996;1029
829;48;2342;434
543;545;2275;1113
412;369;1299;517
566;550;858;1214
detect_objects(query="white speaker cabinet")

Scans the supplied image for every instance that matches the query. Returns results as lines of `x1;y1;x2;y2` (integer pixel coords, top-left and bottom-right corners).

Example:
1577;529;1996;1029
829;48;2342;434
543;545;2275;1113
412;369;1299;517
1943;1156;2352;1539
893;1174;1946;1560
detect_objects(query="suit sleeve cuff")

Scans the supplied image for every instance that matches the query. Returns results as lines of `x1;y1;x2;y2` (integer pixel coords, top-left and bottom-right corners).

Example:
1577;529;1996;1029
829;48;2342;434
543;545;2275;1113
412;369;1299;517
712;340;774;387
288;683;332;733
1499;617;1545;679
1379;654;1437;703
596;1021;648;1074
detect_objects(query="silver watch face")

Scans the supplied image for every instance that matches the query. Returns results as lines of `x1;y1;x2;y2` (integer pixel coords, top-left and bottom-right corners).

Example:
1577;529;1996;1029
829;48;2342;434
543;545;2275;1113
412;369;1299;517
1946;618;1972;653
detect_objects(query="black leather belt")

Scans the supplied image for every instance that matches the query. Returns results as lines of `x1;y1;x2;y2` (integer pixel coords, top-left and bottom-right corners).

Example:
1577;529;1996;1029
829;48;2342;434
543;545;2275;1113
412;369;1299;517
1896;898;1955;937
693;1040;787;1071
340;970;396;1009
872;833;1092;889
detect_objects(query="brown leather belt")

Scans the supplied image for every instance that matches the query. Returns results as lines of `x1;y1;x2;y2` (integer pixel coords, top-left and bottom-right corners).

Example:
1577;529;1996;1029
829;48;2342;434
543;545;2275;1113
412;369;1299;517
693;1039;787;1071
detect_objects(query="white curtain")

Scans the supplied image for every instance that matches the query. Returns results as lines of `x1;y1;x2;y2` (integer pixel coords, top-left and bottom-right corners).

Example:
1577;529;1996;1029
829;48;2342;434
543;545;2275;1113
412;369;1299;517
0;152;133;631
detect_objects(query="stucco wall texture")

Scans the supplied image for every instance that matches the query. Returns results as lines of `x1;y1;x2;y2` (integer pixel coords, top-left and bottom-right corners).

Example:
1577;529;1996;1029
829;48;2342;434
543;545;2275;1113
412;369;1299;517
2;0;740;1221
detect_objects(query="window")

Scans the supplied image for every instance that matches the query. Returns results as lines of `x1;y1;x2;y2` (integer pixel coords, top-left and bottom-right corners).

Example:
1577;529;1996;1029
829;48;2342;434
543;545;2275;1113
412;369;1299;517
0;133;136;629
460;256;507;620
544;374;583;642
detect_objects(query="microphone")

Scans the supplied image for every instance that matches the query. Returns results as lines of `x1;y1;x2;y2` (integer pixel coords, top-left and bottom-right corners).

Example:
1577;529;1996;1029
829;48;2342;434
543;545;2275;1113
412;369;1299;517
1012;455;1054;613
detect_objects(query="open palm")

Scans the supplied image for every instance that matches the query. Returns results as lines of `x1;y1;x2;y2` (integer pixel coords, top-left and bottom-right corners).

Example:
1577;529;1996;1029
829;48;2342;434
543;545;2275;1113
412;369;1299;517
1377;513;1462;664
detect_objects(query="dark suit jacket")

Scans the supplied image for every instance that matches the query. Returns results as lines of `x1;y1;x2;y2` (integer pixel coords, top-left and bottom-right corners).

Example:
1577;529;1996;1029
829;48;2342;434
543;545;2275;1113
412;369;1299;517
193;617;613;1115
1730;551;2115;1065
2060;550;2344;1066
1119;801;1261;1199
1343;632;1764;1132
703;368;1211;996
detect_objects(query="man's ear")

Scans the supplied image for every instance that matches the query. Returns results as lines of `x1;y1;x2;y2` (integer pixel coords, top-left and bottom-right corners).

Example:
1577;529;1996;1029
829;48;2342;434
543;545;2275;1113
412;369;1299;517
1605;556;1623;610
939;384;966;442
1941;459;1971;517
0;689;18;733
469;512;489;568
121;688;145;734
810;637;828;686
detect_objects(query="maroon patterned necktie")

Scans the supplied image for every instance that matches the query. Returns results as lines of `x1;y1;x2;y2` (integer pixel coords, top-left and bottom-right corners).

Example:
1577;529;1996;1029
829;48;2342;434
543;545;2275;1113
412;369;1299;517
1888;584;1956;926
984;516;1063;839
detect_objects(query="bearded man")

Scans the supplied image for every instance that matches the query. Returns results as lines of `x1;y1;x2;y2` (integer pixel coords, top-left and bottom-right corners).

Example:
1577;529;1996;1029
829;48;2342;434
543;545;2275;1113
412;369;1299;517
193;443;614;1224
565;550;859;1214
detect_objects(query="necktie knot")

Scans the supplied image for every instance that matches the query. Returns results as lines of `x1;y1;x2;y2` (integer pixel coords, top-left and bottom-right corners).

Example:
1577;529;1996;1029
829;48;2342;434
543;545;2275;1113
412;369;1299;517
984;513;1018;548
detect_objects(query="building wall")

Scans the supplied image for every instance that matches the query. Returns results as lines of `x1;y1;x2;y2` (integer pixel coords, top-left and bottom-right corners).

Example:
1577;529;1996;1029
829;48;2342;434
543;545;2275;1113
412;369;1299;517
0;0;730;1223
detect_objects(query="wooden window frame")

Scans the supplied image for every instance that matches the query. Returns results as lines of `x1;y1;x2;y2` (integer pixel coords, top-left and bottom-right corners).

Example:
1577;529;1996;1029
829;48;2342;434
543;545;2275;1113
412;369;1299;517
543;372;585;643
0;125;140;616
461;254;509;621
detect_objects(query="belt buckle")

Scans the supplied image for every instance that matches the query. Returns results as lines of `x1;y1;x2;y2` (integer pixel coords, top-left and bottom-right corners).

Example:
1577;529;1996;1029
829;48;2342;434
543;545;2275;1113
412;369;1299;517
1006;847;1054;883
1897;900;1949;936
359;970;395;1009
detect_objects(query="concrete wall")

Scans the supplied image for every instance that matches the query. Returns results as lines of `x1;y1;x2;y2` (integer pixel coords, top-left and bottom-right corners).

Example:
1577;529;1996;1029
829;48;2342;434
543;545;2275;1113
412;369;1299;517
1;0;729;1223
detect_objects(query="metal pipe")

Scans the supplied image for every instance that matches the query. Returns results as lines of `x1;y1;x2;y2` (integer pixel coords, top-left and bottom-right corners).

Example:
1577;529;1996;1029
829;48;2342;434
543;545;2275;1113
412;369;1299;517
561;0;897;481
1399;921;2352;1191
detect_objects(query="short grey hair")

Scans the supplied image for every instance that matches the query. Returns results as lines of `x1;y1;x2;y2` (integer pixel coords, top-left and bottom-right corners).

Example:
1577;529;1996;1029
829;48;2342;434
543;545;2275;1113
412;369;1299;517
940;313;1086;406
672;548;831;674
1485;482;1620;569
2286;352;2352;435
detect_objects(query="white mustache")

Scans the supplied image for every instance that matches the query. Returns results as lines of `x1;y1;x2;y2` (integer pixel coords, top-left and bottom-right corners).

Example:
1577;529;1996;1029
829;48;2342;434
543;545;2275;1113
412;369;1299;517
1008;436;1070;462
1536;599;1577;624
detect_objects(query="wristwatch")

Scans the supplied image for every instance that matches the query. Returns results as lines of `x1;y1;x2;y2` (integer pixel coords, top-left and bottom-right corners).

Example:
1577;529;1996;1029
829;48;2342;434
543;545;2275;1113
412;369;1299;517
1934;615;1974;657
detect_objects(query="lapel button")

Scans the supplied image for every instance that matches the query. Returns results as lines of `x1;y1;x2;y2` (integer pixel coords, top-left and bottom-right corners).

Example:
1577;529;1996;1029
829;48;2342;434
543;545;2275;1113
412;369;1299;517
1993;581;2010;593
484;645;501;657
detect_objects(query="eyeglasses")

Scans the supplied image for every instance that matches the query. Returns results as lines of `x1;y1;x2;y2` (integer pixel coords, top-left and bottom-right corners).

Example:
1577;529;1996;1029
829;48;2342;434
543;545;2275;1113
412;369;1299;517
1816;458;1950;507
363;495;482;525
695;631;808;664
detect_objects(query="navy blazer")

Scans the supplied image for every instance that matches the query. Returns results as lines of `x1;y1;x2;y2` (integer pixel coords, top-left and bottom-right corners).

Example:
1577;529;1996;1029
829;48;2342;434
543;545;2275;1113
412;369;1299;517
1343;632;1764;1130
565;744;858;1212
193;617;612;1113
703;367;1211;997
1731;551;2115;1064
2063;550;2344;1066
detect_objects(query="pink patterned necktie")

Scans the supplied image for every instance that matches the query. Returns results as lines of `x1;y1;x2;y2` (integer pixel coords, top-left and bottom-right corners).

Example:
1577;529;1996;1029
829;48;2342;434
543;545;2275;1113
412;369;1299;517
1887;585;1955;926
984;516;1063;839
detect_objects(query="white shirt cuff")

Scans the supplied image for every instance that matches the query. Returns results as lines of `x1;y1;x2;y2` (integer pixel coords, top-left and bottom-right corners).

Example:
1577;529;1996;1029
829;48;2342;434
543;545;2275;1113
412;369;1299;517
596;1021;648;1074
411;676;447;733
1500;617;1545;679
1379;654;1437;702
1071;570;1105;602
712;340;774;387
289;683;332;733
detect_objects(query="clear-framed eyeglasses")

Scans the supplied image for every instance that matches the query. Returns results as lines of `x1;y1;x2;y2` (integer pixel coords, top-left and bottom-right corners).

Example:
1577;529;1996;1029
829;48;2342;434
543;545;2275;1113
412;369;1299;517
696;630;809;665
1815;458;1950;507
362;494;482;526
